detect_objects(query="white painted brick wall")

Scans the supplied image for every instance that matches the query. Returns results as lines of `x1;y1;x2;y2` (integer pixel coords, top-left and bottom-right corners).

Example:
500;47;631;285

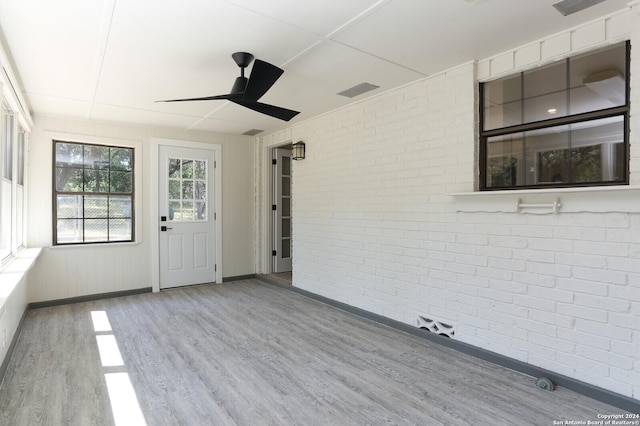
257;6;640;400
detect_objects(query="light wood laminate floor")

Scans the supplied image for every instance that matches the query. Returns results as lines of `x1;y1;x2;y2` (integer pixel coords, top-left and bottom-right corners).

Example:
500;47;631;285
0;279;628;425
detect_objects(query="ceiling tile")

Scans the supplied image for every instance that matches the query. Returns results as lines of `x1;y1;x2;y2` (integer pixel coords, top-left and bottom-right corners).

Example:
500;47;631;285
333;0;630;76
26;93;91;120
94;0;321;110
0;0;113;100
221;0;383;36
89;102;204;129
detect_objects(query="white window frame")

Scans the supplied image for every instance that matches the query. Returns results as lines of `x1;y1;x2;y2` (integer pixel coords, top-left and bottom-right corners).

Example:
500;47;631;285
0;99;29;268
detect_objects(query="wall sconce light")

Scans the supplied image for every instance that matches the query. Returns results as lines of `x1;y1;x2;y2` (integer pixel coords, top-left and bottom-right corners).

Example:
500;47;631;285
292;141;305;160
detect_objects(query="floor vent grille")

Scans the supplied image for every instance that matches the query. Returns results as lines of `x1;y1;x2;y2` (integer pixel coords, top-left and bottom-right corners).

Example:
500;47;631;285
417;316;455;338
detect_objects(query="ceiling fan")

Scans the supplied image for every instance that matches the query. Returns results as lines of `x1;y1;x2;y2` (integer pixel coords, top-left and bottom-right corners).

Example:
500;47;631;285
157;52;300;121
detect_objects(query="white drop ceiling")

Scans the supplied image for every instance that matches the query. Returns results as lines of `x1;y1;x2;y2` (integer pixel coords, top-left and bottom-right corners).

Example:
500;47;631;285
0;0;631;135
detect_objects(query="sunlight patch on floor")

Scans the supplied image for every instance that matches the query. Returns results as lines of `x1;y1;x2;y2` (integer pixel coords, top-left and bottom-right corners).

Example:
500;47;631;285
92;310;147;426
95;335;124;367
91;310;113;332
105;372;147;426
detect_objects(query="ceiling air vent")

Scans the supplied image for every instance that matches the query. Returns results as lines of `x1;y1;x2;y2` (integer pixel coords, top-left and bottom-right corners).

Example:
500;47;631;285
242;129;263;136
552;0;605;16
337;82;380;98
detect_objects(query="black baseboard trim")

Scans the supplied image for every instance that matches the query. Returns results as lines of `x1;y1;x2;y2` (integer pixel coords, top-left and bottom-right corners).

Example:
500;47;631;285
255;275;640;413
222;274;256;282
28;287;152;309
0;305;30;387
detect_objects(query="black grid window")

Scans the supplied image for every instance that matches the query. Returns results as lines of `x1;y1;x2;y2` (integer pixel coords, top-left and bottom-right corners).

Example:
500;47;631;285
479;41;630;190
53;140;134;245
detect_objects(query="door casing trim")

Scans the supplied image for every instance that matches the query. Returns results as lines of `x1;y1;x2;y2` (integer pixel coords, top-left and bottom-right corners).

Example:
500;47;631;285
257;140;294;275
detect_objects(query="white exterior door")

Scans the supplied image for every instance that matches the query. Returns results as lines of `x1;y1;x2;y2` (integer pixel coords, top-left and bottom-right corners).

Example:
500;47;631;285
273;148;292;273
159;145;217;289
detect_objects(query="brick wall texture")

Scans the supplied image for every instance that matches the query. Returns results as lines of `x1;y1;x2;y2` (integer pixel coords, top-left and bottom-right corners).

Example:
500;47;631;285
262;6;640;399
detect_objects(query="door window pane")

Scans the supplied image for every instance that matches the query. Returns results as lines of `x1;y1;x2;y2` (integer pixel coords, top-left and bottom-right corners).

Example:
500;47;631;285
195;181;206;200
181;159;193;178
194;160;206;179
182;181;193;199
282;156;291;176
282;197;290;217
169;201;180;220
195;202;206;220
181;202;194;221
282;218;291;238
169;180;180;199
282;177;291;197
281;238;291;259
167;157;207;222
168;158;180;178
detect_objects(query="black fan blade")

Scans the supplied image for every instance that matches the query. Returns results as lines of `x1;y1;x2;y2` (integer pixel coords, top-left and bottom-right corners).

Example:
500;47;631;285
242;59;284;102
156;94;241;103
231;99;299;121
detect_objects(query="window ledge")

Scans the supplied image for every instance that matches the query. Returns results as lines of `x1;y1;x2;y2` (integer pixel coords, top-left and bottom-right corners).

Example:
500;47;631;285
449;185;640;214
50;241;140;249
0;247;42;308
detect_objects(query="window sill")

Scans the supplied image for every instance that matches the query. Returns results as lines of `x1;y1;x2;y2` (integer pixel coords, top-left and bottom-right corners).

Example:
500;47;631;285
449;185;640;214
0;248;42;308
50;241;140;249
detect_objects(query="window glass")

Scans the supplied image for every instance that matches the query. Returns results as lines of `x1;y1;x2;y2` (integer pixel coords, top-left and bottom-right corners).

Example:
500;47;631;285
523;61;567;123
483;74;522;131
167;157;207;222
1;105;13;260
17;130;24;186
53;140;134;244
480;42;628;190
2;105;12;180
569;43;626;115
485;116;624;189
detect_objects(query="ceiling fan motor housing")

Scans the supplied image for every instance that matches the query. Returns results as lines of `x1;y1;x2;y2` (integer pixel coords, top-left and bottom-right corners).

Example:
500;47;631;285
230;76;248;95
232;52;254;68
230;52;253;95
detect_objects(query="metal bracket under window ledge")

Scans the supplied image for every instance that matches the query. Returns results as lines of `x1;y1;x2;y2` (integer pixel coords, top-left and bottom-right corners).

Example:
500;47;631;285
516;198;562;214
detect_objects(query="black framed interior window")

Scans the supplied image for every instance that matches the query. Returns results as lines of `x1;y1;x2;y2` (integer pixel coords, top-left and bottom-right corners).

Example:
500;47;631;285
479;41;630;190
53;140;134;245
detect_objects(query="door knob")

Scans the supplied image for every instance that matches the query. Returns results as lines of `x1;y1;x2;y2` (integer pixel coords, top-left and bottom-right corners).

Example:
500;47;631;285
161;226;173;231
